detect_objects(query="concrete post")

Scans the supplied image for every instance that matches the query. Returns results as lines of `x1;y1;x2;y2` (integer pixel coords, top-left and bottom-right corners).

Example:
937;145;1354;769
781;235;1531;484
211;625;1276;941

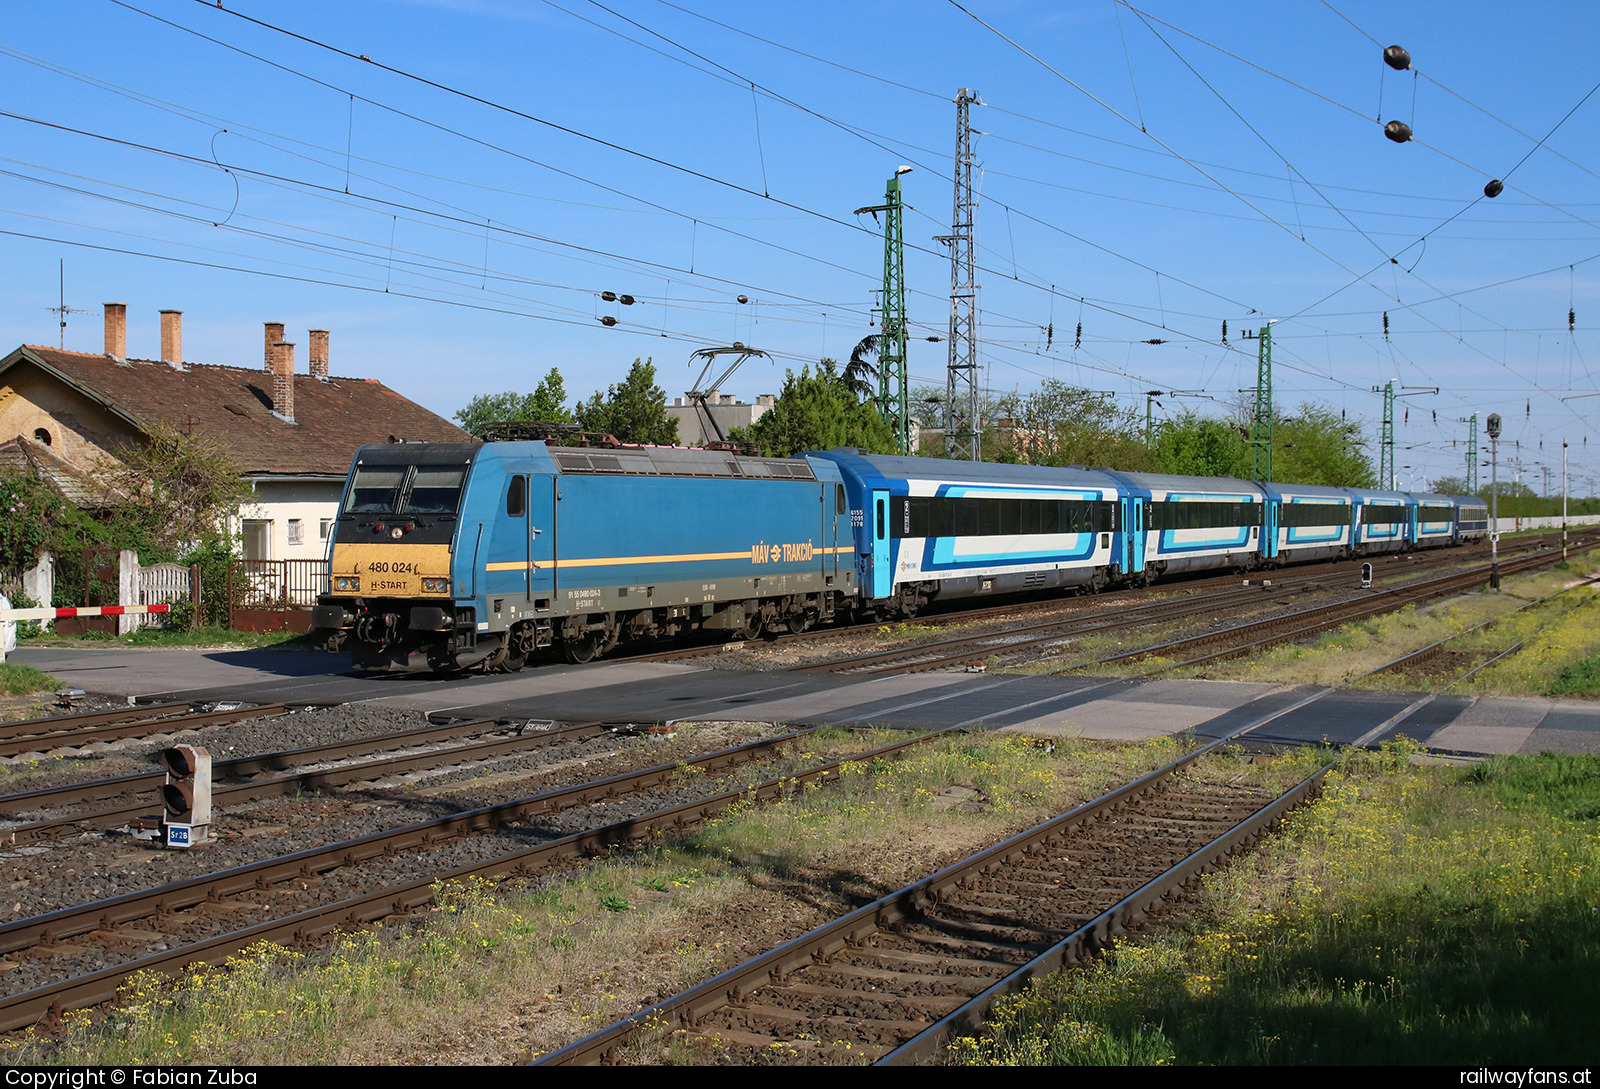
21;552;53;630
119;550;139;636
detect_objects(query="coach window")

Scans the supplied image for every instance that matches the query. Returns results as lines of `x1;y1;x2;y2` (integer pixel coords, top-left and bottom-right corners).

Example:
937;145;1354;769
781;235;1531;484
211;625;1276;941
836;484;847;515
507;475;527;517
876;498;886;541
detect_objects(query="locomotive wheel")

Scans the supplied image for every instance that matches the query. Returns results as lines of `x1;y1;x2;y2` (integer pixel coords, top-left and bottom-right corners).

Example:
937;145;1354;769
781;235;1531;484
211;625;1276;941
561;633;602;664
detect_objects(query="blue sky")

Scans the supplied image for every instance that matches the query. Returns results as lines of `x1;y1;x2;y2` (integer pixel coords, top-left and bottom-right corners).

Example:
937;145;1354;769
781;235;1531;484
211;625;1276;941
3;0;1598;493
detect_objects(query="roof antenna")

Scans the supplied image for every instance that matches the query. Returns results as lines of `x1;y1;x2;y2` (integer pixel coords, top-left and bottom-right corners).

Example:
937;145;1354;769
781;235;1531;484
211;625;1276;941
45;259;86;350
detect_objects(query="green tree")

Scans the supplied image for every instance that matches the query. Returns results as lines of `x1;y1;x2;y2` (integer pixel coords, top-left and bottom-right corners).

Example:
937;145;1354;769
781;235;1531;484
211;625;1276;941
1430;475;1469;496
574;358;679;445
101;423;253;557
1153;412;1250;477
997;381;1156;470
1272;404;1374;487
453;368;573;437
730;360;898;458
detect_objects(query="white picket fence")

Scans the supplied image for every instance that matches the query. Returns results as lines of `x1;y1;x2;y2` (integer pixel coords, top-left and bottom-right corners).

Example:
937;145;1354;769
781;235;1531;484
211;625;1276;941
137;562;192;629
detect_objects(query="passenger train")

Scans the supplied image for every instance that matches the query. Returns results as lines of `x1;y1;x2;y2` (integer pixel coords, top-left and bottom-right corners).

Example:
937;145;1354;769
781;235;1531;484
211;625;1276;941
311;440;1489;672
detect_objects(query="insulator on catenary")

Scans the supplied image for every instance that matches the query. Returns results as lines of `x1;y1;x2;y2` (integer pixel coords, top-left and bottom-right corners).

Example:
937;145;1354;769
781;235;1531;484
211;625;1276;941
1570;308;1576;332
1485;179;1504;198
600;290;617;302
619;295;636;306
1074;321;1082;349
1383;312;1390;339
1384;45;1411;71
1384;120;1413;143
598;315;617;327
1145;338;1166;345
1221;319;1228;344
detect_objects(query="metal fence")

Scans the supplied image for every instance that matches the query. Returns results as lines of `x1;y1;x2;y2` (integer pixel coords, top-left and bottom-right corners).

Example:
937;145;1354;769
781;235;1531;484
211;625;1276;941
228;559;328;632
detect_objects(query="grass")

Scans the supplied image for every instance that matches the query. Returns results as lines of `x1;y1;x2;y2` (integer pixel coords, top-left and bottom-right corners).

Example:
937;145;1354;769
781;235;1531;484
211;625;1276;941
1144;559;1600;696
950;743;1600;1066
0;662;60;696
19;625;313;650
1547;656;1600;697
3;730;1270;1067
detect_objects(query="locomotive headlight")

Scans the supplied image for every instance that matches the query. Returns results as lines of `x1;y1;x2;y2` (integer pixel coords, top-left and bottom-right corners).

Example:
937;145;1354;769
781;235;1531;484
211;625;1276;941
335;576;361;592
422;578;448;592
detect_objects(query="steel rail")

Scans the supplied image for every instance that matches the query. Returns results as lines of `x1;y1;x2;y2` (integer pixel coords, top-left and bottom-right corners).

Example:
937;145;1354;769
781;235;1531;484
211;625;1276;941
0;719;613;844
0;704;296;759
0;724;830;960
624;546;1457;666
0;701;195;740
1069;543;1591;675
534;724;1269;1066
0;728;948;1033
0;717;509;815
782;537;1576;679
878;762;1330;1064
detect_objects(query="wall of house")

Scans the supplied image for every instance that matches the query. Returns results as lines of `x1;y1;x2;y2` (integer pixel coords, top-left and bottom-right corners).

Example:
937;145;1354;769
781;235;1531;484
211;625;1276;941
0;361;136;469
234;479;344;561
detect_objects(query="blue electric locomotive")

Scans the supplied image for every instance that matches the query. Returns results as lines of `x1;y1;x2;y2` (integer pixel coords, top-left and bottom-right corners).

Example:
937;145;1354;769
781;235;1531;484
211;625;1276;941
315;440;856;671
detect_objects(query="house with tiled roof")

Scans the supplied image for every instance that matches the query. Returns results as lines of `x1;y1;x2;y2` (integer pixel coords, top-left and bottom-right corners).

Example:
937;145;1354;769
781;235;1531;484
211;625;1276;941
0;304;469;560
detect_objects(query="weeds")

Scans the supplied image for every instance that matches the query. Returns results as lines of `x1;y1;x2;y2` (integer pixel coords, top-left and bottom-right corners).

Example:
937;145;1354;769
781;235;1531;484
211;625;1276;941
951;748;1600;1066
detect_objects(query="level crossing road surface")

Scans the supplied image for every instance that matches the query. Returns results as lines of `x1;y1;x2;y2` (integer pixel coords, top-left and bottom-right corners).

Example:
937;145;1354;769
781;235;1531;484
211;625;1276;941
10;645;1599;758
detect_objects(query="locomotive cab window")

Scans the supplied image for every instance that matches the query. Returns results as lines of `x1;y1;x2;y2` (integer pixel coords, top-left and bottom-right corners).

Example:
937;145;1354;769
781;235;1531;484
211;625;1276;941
406;467;467;514
507;475;527;517
344;466;408;513
343;464;468;516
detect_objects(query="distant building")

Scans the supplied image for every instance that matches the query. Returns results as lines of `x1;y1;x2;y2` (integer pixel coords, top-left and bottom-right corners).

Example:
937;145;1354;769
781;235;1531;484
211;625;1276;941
664;390;774;446
0;304;468;560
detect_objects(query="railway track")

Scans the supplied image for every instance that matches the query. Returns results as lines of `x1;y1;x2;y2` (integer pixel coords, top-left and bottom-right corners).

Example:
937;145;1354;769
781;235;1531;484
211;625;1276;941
0;725;948;1031
624;543;1482;667
802;537;1590;678
0;717;618;844
536;735;1326;1065
533;569;1597;1066
0;701;313;760
1070;543;1590;675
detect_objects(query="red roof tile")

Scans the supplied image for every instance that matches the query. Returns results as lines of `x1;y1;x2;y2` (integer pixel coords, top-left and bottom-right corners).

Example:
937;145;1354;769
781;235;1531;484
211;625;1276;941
5;346;469;477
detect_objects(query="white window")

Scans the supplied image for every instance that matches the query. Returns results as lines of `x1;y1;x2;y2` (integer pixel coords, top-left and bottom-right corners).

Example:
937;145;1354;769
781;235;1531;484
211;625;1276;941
319;518;333;541
287;518;304;545
243;520;271;561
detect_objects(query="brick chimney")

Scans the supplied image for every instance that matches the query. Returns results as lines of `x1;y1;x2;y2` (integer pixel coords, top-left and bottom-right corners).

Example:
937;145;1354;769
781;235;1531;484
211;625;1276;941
308;329;330;381
159;309;184;370
264;321;285;373
272;341;296;423
103;303;126;360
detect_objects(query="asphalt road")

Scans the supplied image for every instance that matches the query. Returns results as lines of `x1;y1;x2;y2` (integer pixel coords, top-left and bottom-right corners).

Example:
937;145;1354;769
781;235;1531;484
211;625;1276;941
11;643;1598;757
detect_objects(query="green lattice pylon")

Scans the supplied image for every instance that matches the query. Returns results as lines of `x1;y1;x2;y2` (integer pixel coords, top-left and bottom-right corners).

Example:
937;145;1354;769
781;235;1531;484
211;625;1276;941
1249;325;1273;482
1374;380;1395;490
859;174;910;454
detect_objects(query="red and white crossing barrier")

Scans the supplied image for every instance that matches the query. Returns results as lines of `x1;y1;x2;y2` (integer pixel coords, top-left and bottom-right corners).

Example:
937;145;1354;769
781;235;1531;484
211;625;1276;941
0;604;170;622
1;603;174;662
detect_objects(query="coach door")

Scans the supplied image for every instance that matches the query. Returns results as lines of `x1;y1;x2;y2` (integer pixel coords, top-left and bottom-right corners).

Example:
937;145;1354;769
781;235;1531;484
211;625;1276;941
871;488;892;598
1126;495;1147;574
